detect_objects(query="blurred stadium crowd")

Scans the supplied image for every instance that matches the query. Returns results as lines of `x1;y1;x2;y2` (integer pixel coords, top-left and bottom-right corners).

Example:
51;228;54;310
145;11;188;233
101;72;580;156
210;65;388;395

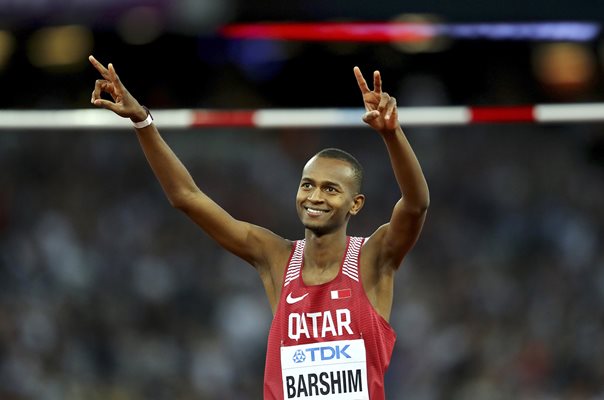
1;3;604;399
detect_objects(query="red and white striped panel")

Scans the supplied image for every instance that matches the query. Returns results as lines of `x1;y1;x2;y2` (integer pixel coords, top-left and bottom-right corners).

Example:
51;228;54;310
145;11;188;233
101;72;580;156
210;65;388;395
1;104;604;129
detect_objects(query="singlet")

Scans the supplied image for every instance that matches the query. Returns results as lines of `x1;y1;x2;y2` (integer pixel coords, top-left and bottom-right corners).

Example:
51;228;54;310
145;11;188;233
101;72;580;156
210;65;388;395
264;236;396;400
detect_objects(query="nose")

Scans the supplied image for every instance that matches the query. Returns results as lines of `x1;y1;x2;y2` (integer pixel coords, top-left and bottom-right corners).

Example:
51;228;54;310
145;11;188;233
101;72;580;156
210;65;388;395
307;188;323;202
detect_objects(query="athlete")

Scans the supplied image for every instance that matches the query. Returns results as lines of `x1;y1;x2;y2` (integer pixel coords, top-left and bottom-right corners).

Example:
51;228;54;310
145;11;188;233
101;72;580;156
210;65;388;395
89;55;429;399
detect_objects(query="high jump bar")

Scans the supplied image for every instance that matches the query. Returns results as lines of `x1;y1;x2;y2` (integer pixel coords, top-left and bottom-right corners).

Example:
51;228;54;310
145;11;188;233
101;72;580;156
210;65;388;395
1;104;604;129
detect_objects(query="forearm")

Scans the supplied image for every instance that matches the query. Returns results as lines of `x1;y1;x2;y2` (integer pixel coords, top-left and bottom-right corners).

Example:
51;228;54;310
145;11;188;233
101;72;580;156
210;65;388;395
87;56;251;248
381;125;430;212
134;124;200;208
133;124;269;263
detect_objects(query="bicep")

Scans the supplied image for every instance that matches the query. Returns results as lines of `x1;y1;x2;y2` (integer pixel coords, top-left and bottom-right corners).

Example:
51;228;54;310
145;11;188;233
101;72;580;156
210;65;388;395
175;190;289;266
370;198;428;269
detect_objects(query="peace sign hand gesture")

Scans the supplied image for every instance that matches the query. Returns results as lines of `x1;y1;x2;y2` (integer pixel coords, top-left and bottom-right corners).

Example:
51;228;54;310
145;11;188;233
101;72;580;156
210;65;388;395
354;66;399;133
89;55;147;122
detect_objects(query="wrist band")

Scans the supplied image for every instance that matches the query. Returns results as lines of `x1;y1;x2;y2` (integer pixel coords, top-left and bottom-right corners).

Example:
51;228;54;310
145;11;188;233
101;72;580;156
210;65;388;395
132;107;153;129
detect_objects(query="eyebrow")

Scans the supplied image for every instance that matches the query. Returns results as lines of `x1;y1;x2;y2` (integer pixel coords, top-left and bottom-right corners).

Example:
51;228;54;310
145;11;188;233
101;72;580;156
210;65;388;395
301;177;343;189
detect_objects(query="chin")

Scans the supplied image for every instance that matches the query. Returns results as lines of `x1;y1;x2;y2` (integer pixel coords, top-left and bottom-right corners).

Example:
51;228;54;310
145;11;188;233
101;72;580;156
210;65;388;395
302;220;336;236
302;219;322;231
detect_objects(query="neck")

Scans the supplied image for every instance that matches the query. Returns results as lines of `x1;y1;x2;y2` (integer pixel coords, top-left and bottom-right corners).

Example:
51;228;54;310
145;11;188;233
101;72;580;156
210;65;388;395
303;228;348;271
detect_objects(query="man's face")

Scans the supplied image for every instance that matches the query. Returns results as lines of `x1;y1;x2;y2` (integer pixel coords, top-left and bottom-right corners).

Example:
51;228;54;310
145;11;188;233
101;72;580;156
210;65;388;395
296;156;363;235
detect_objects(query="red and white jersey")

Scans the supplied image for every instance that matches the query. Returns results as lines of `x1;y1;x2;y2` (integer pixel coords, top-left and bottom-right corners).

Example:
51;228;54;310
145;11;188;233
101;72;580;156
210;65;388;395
264;236;396;400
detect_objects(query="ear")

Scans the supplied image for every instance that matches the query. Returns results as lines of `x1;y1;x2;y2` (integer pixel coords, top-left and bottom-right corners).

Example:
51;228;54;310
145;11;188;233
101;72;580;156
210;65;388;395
349;193;365;216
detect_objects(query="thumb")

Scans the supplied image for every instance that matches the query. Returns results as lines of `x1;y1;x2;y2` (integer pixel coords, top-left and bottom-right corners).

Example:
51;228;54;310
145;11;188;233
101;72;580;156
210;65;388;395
93;98;123;115
362;110;380;123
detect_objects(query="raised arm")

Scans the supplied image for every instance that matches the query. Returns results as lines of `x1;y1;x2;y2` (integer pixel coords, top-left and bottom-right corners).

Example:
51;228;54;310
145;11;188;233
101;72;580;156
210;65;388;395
354;66;429;269
88;56;290;274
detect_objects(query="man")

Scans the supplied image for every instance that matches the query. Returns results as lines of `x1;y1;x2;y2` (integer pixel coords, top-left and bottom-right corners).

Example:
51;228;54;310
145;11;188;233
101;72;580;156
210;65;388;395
89;55;429;399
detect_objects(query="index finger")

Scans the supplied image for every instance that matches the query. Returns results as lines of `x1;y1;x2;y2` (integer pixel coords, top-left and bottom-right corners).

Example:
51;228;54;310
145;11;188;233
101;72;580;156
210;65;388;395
353;66;370;94
89;55;111;80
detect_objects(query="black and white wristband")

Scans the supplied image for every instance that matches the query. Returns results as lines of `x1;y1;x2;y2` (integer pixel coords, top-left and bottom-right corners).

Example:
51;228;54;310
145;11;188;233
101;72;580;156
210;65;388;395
132;106;153;129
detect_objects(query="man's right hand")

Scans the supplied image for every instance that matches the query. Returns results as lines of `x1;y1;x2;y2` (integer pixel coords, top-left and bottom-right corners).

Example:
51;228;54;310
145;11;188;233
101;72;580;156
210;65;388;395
89;55;147;123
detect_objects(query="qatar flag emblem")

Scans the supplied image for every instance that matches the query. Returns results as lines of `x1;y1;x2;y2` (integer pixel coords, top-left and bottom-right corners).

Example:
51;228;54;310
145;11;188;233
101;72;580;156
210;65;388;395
330;288;351;300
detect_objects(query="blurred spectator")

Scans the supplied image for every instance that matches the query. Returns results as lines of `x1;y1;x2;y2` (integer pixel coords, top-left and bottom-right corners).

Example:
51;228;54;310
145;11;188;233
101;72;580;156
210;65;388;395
1;117;603;399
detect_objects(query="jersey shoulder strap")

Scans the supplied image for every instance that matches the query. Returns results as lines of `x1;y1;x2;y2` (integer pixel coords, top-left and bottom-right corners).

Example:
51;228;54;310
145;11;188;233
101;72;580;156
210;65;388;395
342;236;365;282
283;239;305;287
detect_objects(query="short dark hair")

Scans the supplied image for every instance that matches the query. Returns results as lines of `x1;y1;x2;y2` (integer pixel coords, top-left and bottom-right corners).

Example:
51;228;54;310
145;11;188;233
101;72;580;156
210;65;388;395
314;148;364;193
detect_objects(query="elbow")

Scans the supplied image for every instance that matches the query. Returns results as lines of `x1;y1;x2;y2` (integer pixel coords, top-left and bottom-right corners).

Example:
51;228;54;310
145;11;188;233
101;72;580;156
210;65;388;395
169;197;187;211
419;188;431;212
420;194;430;212
412;202;429;217
168;190;198;211
406;193;430;216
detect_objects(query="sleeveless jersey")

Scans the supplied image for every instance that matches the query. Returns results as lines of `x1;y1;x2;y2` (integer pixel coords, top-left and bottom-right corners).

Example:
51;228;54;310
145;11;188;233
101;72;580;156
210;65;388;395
264;236;396;400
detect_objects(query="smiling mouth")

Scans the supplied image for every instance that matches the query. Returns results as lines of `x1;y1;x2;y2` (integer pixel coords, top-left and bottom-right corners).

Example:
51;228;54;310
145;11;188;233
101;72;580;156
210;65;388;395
304;207;329;216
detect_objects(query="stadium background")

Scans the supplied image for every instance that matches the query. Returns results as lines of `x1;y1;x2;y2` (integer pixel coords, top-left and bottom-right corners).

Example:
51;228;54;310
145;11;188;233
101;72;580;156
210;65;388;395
1;0;603;398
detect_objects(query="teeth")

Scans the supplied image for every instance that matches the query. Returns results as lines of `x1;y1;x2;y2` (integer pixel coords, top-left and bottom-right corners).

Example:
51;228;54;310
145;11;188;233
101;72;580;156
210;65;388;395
306;207;326;214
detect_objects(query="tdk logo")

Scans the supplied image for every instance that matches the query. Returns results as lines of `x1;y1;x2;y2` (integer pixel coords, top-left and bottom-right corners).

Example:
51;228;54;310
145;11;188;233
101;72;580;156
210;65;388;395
294;345;351;364
292;350;306;363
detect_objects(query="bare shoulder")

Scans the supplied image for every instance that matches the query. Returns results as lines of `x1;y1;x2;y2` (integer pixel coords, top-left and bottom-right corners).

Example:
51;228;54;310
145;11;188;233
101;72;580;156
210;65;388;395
248;224;294;270
363;214;423;272
248;224;294;310
360;223;389;267
359;224;398;320
359;224;391;286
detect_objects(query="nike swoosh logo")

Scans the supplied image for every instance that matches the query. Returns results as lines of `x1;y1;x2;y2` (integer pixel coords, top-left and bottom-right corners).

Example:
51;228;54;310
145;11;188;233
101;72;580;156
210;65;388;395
286;292;309;304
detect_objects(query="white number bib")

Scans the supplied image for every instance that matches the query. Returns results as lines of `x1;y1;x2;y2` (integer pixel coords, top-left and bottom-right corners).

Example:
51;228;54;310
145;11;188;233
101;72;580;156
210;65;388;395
280;339;369;399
